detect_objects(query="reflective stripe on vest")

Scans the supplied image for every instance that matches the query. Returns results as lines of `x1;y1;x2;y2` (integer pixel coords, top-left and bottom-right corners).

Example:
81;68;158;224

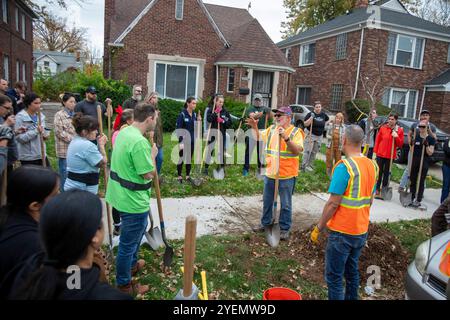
439;241;450;277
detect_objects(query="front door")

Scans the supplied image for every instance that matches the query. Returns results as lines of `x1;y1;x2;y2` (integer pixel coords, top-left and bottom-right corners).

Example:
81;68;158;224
252;71;273;107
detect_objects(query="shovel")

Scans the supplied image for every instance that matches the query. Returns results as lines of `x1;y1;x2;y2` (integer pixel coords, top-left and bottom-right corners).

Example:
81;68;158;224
143;207;165;250
265;133;281;248
37;109;46;167
191;119;205;187
400;129;417;206
411;138;427;210
213;120;225;180
380;133;396;201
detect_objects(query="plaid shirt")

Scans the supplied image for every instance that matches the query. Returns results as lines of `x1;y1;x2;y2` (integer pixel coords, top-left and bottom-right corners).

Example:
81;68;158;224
54;109;76;158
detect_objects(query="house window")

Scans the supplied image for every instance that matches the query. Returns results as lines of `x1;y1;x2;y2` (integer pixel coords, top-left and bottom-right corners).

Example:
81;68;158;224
335;33;347;60
15;7;19;31
285;48;291;62
175;0;184;20
155;62;198;100
22;62;26;83
299;43;315;66
44;60;50;67
21;13;25;39
16;60;20;81
296;87;311;105
2;0;8;23
386;33;424;69
227;68;235;93
384;88;418;118
330;84;344;111
3;55;9;81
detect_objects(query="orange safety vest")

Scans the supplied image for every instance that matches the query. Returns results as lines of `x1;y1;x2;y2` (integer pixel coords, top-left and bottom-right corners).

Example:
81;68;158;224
439;241;450;277
265;124;304;179
327;156;379;235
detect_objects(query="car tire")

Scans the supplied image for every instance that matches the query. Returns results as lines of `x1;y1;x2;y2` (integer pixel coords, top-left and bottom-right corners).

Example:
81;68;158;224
295;120;304;129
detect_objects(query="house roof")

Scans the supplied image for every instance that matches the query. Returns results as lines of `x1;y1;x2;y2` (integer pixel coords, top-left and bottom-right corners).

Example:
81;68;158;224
33;51;82;70
16;0;39;19
426;69;450;86
277;5;450;48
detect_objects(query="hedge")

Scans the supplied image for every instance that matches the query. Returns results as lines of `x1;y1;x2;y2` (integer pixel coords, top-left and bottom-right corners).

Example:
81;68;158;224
344;99;392;124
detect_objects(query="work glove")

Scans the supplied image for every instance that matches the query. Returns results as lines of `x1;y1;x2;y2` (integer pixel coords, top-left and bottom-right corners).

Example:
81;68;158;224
310;226;320;244
0;126;13;141
217;116;225;124
310;112;315;119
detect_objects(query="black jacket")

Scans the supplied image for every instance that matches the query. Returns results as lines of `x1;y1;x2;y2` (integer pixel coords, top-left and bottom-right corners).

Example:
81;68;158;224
444;138;450;168
206;107;232;132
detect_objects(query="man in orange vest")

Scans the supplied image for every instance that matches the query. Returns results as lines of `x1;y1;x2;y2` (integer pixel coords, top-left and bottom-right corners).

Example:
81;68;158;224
310;125;379;300
246;106;304;240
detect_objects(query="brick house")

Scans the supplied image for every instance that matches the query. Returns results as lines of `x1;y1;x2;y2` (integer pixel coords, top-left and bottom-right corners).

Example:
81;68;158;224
277;0;450;132
0;0;37;86
103;0;294;108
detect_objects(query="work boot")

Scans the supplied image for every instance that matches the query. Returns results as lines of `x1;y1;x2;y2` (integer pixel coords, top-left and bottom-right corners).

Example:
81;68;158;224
117;282;149;296
280;230;290;241
131;259;146;276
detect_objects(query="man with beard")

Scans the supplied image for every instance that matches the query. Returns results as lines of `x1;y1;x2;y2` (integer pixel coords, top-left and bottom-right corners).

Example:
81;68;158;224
75;86;109;120
106;102;158;296
122;85;143;110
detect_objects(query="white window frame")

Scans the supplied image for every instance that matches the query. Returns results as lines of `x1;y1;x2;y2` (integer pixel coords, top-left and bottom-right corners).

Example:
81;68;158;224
175;0;184;20
16;60;20;81
154;61;199;101
296;86;312;105
3;55;9;81
2;0;7;23
387;87;418;118
285;48;291;59
15;7;19;31
299;42;315;66
392;34;424;69
21;13;25;39
227;68;235;93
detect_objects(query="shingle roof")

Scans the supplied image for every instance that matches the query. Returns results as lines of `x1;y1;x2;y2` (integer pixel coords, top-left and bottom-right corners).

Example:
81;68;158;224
277;6;450;47
33;51;82;70
426;69;450;86
109;0;151;43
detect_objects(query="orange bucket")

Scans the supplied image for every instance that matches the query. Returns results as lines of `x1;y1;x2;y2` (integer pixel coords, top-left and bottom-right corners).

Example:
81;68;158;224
263;287;302;300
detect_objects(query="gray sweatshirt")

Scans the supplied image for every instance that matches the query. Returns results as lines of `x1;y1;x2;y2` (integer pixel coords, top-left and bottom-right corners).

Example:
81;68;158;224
14;110;49;161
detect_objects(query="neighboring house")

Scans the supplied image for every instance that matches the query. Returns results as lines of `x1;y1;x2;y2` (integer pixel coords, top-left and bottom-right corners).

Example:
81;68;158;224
0;0;37;86
277;0;450;132
33;51;82;76
103;0;294;108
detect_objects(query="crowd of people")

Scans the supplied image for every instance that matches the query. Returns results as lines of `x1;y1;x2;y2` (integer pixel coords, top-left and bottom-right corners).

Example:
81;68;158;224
0;77;448;300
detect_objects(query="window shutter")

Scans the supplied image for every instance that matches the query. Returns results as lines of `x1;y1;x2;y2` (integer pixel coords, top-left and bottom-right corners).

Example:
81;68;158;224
413;38;423;68
386;33;397;64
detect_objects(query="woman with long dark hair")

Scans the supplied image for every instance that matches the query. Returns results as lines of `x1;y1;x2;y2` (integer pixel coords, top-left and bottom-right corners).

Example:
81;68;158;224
12;190;132;300
0;165;59;294
64;113;107;194
176;97;200;184
15;93;50;166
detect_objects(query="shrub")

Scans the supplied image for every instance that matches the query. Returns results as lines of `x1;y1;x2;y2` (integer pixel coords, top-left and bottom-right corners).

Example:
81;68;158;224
344;99;391;123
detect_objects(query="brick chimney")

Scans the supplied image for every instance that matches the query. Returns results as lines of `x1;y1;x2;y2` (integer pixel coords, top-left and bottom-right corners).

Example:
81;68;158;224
355;0;369;8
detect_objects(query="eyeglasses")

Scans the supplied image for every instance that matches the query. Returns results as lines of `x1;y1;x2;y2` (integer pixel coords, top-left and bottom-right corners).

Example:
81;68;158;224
419;126;426;128
135;90;142;93
274;113;285;118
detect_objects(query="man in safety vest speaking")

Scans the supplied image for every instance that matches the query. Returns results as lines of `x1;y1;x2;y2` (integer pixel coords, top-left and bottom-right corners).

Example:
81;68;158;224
246;106;304;241
310;125;379;300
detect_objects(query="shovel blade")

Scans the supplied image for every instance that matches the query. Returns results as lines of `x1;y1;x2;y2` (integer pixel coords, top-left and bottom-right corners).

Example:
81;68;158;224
399;191;412;207
256;170;264;181
213;168;225;180
163;246;175;268
191;177;203;187
381;187;393;201
143;227;165;250
265;223;280;248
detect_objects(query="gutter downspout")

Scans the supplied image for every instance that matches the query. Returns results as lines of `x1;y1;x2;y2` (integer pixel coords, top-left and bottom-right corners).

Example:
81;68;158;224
215;65;219;94
418;85;427;119
354;26;365;99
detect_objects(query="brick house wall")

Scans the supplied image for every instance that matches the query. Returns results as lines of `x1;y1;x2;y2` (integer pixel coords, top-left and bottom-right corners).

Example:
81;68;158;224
286;28;450;123
424;91;450;133
104;0;225;99
0;0;34;87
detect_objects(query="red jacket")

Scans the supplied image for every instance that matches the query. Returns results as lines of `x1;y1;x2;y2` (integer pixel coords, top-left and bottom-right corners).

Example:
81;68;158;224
374;124;404;159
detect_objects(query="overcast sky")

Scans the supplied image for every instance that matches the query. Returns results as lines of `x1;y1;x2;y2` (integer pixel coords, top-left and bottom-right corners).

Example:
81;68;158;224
43;0;287;57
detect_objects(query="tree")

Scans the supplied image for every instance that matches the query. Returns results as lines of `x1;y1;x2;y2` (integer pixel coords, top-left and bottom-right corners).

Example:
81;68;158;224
405;0;450;27
33;9;87;53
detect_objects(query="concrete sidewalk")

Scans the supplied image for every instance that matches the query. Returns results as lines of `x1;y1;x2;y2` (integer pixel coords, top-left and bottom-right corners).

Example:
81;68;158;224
101;180;440;244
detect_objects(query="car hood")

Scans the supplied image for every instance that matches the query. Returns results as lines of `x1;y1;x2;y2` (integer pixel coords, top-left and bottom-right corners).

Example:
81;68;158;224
426;230;450;283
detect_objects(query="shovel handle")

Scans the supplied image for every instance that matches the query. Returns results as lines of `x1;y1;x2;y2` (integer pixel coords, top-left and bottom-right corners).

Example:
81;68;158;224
273;134;281;205
415;140;427;196
183;215;197;297
37;110;46;167
1;168;7;206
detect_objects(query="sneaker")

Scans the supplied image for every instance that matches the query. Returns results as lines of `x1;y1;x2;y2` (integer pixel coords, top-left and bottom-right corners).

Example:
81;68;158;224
398;186;405;193
117;282;149;296
374;190;382;199
177;176;183;184
280;230;290;241
243;169;249;177
253;225;265;233
131;259;146;276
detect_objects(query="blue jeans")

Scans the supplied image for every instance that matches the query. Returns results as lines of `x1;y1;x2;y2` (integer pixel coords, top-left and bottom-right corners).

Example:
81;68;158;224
262;176;296;231
116;211;148;286
325;231;367;300
442;164;450;203
156;147;163;175
58;158;67;192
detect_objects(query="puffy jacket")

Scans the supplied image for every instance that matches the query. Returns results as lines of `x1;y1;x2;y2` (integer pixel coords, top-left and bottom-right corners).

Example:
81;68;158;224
373;124;403;159
14;110;50;161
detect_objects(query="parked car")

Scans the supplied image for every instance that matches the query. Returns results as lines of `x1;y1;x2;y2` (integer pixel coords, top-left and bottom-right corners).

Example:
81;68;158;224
371;116;449;164
405;229;450;300
289;104;333;130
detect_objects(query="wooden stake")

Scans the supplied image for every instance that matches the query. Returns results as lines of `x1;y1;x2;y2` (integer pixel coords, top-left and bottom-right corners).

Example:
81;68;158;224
183;215;197;297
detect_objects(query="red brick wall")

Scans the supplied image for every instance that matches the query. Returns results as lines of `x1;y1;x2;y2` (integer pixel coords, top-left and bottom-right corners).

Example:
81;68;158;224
0;0;34;87
218;66;249;102
105;0;225;99
424;91;450;133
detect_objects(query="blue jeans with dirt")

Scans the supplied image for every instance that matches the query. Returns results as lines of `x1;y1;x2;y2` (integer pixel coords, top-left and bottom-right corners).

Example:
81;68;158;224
156;147;163;175
58;158;67;192
116;210;148;286
262;176;296;231
325;231;368;300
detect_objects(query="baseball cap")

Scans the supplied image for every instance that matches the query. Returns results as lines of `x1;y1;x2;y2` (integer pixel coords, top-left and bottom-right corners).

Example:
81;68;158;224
85;86;98;94
420;109;430;115
253;93;263;101
272;106;292;116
